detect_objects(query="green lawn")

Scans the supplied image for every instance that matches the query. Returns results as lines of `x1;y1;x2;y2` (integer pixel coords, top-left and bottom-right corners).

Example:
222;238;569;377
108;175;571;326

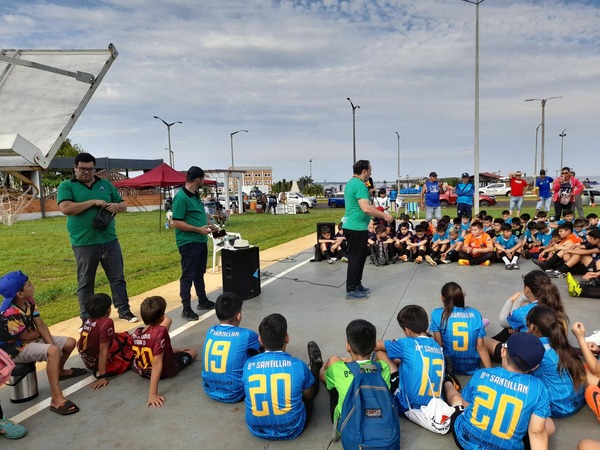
0;208;347;325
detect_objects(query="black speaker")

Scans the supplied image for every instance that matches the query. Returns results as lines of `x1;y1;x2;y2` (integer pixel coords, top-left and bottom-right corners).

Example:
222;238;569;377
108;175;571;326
222;247;261;300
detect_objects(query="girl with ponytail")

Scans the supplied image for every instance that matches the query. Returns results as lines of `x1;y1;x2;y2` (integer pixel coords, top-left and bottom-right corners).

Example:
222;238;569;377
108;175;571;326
527;305;585;417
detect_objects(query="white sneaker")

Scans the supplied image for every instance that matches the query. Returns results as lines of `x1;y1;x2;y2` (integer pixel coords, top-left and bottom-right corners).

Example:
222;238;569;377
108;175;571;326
327;258;334;264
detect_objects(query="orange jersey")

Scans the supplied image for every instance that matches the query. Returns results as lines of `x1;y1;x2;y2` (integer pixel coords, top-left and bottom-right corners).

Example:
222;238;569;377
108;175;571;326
464;231;492;249
560;234;582;246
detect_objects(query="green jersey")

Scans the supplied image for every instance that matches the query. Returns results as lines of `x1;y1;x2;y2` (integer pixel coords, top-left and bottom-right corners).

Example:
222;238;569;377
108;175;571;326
57;177;122;246
343;176;371;231
172;187;209;247
325;359;391;424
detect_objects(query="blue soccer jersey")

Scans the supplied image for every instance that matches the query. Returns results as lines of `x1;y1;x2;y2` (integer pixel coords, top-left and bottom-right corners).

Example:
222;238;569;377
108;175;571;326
430;306;486;375
202;324;260;403
496;234;519;249
532;336;585;417
507;301;538;332
454;367;550;450
243;351;314;440
536;229;553;247
384;336;444;413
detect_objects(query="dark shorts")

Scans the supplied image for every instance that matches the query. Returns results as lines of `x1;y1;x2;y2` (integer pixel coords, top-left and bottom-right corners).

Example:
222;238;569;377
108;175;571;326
174;351;194;371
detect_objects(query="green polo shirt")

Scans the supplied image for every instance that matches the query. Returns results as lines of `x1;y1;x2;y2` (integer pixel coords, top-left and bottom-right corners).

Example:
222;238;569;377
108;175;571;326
172;187;209;248
57;177;123;246
343;176;371;231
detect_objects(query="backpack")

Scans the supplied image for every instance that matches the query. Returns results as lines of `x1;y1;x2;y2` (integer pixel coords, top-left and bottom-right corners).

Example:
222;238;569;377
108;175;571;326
337;361;400;450
370;241;389;266
103;331;134;376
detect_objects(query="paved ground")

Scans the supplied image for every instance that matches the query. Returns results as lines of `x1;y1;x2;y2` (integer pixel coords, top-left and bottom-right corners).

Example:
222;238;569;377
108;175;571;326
3;234;600;449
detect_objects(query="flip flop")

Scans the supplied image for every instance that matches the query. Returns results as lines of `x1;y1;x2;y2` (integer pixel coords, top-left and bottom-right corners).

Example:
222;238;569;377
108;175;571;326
59;367;88;381
50;400;79;416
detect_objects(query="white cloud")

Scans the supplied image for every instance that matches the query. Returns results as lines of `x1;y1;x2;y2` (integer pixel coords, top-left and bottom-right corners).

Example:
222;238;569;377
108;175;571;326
1;0;598;183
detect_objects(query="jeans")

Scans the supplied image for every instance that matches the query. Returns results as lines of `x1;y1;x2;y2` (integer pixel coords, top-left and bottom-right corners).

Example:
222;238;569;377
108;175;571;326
345;229;368;293
536;196;552;212
509;196;524;212
425;206;442;222
178;242;209;308
73;240;130;319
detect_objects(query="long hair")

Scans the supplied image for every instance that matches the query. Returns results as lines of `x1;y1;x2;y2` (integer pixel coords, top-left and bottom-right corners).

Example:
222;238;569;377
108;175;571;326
527;305;585;390
440;282;465;330
523;270;568;325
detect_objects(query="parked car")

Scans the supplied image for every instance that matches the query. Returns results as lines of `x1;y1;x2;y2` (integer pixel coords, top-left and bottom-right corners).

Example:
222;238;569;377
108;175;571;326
440;187;497;207
328;193;345;208
279;191;317;213
582;189;600;206
479;183;511;197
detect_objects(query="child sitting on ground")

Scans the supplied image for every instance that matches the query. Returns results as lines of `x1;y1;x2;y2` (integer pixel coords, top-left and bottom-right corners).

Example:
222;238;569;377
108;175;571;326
439;228;463;263
202;292;260;403
574;218;588;241
494;222;524;270
334;222;348;261
407;224;429;264
78;293;133;390
317;225;340;263
321;319;398;425
457;221;494;266
131;296;198;408
429;222;450;265
394;221;413;262
242;313;322;440
375;305;445;414
511;217;524;238
0;271;85;416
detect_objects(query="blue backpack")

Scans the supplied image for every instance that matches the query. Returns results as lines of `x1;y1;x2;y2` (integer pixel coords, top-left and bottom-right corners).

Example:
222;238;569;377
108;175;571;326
337;361;400;450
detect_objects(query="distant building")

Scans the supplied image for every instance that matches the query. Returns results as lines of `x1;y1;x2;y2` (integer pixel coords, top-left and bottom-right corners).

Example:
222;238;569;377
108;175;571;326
229;166;273;193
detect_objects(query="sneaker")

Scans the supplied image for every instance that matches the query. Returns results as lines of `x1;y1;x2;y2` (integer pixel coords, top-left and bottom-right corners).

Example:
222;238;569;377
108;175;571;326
346;290;369;300
307;341;323;371
415;256;423;264
0;418;27;439
512;264;520;270
586;385;600;423
425;255;437;267
330;257;338;262
327;258;334;264
548;270;566;279
505;264;513;270
441;259;452;264
356;285;371;294
400;255;408;262
118;311;139;323
197;299;216;310
480;260;491;266
341;256;348;262
458;259;470;266
566;272;582;297
181;309;199;321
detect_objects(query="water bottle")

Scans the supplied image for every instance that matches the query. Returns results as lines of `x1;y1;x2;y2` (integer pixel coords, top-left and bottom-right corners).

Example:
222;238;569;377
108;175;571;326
165;221;169;229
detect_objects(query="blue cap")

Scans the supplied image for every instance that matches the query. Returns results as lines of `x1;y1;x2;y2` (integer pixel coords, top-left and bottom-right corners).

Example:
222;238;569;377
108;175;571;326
0;270;28;312
506;333;545;372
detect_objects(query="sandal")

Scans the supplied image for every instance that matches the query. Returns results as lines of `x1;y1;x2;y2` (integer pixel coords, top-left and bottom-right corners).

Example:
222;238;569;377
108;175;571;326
59;367;88;381
50;400;79;416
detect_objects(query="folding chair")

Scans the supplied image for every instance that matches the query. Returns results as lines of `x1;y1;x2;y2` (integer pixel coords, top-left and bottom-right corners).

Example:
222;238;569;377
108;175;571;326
210;231;242;273
405;201;420;219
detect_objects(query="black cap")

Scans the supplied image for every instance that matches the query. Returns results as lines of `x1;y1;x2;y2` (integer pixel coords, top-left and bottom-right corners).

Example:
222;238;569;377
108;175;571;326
429;172;437;177
462;172;469;178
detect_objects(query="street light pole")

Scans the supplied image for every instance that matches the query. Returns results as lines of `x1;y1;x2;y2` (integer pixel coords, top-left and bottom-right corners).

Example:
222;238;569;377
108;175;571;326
395;131;400;191
461;0;485;216
347;98;360;164
309;158;315;179
524;97;562;171
153;116;182;168
230;129;248;170
534;123;542;175
559;129;567;168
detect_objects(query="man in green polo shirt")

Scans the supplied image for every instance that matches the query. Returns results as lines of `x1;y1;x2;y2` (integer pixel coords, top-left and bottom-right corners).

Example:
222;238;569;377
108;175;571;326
344;160;393;299
57;153;138;327
172;166;219;320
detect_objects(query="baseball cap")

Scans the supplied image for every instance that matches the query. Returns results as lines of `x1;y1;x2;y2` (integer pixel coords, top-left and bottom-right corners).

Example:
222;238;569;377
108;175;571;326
429;172;437;177
506;332;545;372
0;270;28;312
461;172;469;178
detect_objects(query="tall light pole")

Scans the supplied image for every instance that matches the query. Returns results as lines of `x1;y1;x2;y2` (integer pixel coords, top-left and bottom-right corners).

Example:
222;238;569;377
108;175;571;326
559;129;567;168
347;98;360;164
534;123;542;175
524;97;562;171
461;0;485;215
395;131;400;191
309;158;315;179
153;116;182;168
230;129;248;170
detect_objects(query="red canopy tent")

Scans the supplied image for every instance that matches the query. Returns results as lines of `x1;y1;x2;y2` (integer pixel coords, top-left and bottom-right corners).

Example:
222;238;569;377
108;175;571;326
113;163;216;230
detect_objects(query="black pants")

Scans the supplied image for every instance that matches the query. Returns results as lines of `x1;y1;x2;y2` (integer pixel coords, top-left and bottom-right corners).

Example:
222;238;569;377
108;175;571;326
582;283;600;299
345;229;369;292
554;201;574;220
178;242;208;309
457;251;493;265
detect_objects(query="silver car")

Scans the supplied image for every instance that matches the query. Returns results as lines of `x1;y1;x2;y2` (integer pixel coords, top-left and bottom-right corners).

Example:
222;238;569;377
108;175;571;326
582;189;600;206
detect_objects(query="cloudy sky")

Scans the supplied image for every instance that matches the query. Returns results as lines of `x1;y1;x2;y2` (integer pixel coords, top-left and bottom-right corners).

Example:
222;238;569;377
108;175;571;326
2;0;599;184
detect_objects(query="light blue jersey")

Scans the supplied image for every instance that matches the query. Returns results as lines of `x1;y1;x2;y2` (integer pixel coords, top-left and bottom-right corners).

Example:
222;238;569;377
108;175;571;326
384;336;444;413
536;229;553;247
243;351;314;440
430;306;486;375
496;234;520;249
532;336;585;417
454;367;550;450
202;324;260;403
507;301;538;332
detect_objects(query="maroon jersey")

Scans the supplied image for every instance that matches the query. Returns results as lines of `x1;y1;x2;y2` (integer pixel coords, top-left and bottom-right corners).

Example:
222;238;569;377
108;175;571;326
78;316;115;370
131;325;178;379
